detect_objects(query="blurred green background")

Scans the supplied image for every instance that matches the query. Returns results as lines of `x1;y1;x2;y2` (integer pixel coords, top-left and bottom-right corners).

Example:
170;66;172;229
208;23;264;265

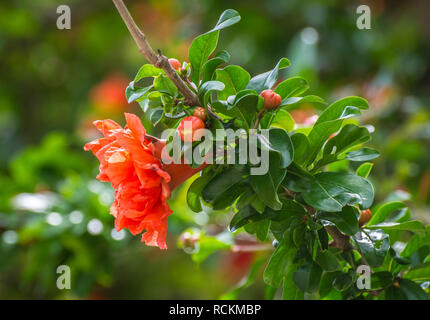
1;0;429;299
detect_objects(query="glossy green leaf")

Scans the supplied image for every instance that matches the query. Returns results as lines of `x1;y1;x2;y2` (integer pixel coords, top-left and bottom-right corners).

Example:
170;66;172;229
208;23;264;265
244;219;271;241
291;133;310;165
264;240;296;288
302;172;374;212
198;80;225;105
134;64;163;82
353;229;390;268
317;206;360;236
274;76;309;99
230;205;261;232
228;93;259;128
323;124;370;156
125;82;152;103
216;65;250;100
315;96;369;125
202;166;247;207
401;226;430;257
345;148;380;162
257;127;294;168
189;31;219;84
246;57;290;93
201;50;230;84
305;119;343;166
368;201;407;225
270;109;295;132
189;9;240;84
250;153;286;210
367;220;425;235
154;75;178;96
187;171;216;212
404;263;430;281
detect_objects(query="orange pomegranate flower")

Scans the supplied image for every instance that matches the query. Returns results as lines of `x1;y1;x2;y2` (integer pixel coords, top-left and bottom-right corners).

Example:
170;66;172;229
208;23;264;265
84;113;172;249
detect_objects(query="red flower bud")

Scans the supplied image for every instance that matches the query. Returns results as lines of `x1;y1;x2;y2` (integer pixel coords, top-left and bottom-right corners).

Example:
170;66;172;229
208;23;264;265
177;116;205;142
168;58;182;71
260;89;282;110
359;209;372;226
193;107;207;121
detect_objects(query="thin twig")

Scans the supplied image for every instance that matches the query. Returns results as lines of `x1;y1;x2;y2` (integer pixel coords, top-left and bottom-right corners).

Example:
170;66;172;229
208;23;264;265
253;109;266;129
207;104;224;123
112;0;200;106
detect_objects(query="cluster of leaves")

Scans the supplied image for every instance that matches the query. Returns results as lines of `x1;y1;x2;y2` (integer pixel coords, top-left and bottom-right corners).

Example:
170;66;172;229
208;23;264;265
127;10;430;299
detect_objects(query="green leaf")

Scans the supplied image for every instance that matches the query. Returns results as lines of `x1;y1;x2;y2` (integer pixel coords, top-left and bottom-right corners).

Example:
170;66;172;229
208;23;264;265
280;95;326;111
356;162;373;178
345;148;380;162
244;219;271;241
323;124;370;157
202;166;247;208
134;64;163;82
315;250;341;271
230;205;261;232
189;9;241;84
302;172;374;212
353;229;390;268
153;75;178;96
187;171;216;213
212;182;250;210
332;273;353;292
370;272;393;290
264;240;296;288
216;65;250;100
250;153;286;210
404;263;430;281
367;220;425;235
291;133;310;165
270;109;295;132
293;261;322;293
246;58;290;93
274;76;309;99
198;80;225;105
319;271;340;298
209;9;241;33
257;127;294;168
228;93;259;129
317;206;360;236
401;226;430;257
368;201;407;225
125;82;152;103
315;96;369;125
189;32;219;84
201;50;230;84
282;264;304;300
385;279;429;300
305;119;343;166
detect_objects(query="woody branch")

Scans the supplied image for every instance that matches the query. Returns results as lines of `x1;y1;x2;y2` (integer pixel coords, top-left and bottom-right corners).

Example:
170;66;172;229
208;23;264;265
112;0;201;106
